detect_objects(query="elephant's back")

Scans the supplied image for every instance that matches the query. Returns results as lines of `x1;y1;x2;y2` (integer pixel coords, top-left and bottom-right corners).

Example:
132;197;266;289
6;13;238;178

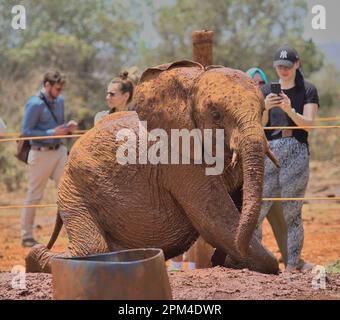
58;111;141;210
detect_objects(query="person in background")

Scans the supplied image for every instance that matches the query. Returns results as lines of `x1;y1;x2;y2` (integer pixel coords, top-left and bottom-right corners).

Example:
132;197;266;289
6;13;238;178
21;69;77;247
0;118;6;135
257;46;320;272
246;67;268;88
94;69;137;125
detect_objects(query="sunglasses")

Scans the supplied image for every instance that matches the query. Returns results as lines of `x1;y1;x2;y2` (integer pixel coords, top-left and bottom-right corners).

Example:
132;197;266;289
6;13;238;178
52;86;63;92
107;91;116;97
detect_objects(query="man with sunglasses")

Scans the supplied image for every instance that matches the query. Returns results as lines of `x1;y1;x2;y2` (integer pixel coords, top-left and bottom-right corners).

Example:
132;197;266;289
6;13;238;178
20;69;77;247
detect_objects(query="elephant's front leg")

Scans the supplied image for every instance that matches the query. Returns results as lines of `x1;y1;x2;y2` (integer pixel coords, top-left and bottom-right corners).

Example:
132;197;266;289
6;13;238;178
167;166;279;274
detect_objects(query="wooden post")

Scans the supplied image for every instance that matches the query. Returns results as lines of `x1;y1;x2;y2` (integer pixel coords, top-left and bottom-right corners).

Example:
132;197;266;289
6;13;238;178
190;30;215;269
192;30;214;66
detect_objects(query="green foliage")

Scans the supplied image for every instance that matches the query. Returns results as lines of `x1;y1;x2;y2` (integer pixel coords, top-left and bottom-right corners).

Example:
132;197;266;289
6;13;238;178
0;0;138;191
0;0;333;191
141;0;323;79
6;33;96;78
310;63;340;111
326;260;340;273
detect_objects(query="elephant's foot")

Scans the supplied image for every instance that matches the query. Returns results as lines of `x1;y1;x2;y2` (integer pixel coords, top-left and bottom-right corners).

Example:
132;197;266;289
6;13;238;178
211;249;226;267
221;253;279;275
25;244;60;273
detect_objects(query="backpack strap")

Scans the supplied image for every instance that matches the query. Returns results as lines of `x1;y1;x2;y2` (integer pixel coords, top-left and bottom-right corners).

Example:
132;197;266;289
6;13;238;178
38;92;59;124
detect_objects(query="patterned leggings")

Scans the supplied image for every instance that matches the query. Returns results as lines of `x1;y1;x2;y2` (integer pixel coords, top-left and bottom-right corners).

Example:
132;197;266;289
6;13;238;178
256;137;309;267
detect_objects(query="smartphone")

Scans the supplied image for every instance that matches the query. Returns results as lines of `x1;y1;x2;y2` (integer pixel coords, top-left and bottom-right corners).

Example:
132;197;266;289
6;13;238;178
270;82;281;95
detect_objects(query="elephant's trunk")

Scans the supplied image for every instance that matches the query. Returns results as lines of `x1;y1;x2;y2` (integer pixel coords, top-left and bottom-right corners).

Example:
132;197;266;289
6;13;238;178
236;124;265;256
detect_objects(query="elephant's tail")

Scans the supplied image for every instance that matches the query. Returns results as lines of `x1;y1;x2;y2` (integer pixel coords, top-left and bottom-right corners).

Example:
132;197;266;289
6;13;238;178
46;210;63;250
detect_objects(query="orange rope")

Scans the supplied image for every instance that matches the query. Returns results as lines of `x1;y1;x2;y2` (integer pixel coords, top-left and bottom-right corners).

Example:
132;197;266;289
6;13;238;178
0;197;339;210
263;197;340;201
263;125;340;130
1;125;340;142
0;134;83;143
315;117;340;122
0;116;339;138
0;129;87;138
0;204;57;210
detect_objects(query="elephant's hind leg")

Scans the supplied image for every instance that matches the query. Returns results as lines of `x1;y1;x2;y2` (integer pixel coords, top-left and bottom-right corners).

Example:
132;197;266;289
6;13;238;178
25;244;70;273
25;209;110;273
61;209;110;257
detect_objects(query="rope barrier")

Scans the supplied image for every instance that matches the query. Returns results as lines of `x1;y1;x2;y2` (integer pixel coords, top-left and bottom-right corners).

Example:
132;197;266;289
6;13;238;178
263;125;340;130
315;117;340;122
0;130;87;138
1;197;339;210
1;125;340;143
0;114;339;139
0;118;338;210
0;134;83;143
0;204;57;210
262;197;340;201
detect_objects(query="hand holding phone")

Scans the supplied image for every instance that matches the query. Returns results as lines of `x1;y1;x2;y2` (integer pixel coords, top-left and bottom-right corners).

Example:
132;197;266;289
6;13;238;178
270;82;282;95
264;82;284;111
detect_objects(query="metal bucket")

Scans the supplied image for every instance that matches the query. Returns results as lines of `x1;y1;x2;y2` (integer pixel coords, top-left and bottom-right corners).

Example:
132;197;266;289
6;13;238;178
51;248;172;300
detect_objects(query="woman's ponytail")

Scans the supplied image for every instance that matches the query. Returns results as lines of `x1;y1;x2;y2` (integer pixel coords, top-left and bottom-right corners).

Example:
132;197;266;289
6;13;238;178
295;68;305;91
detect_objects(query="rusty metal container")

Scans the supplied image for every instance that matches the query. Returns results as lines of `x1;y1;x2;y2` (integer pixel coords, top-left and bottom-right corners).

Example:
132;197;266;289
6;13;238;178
51;248;172;300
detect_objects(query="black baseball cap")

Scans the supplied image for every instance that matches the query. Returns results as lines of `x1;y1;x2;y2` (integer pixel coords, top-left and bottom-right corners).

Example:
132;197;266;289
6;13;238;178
273;46;299;68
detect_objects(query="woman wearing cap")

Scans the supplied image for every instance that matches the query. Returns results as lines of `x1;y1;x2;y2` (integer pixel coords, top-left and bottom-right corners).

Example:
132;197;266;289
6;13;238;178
94;70;137;125
257;46;320;272
246;67;290;266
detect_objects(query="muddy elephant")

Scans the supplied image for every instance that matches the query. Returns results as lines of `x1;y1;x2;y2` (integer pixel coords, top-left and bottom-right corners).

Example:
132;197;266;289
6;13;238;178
26;60;280;274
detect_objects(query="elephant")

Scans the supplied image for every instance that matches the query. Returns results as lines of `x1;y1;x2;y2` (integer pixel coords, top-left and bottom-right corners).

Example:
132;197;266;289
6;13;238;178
26;60;281;274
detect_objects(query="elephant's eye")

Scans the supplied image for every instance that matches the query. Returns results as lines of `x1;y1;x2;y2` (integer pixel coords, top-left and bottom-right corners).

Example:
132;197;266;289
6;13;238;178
212;111;221;121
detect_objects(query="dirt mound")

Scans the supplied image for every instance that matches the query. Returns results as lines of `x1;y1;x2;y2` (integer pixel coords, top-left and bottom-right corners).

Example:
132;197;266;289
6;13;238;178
1;267;339;300
169;267;340;300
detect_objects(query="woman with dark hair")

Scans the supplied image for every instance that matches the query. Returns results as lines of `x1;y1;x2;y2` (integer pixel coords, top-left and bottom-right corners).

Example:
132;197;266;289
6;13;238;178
94;69;138;124
257;46;320;272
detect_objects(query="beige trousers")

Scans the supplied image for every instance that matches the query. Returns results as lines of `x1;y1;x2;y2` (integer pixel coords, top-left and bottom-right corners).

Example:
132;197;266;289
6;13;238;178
21;145;68;240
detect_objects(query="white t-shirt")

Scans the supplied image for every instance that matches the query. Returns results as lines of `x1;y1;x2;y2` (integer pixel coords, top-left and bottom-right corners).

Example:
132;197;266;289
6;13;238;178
94;110;110;125
0;118;6;134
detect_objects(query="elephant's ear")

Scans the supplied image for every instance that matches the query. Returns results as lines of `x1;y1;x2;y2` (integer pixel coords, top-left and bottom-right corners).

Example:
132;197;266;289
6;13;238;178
140;60;204;83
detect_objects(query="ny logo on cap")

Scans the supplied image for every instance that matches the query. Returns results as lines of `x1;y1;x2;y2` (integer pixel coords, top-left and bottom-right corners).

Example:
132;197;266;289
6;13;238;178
280;50;288;59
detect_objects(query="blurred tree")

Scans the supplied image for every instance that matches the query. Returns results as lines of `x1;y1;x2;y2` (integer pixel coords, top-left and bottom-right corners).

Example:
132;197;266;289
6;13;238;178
0;0;138;192
140;0;324;79
310;63;340;112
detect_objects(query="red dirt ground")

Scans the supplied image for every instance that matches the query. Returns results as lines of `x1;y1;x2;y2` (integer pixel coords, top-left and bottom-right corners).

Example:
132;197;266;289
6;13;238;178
0;160;339;299
1;268;340;300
